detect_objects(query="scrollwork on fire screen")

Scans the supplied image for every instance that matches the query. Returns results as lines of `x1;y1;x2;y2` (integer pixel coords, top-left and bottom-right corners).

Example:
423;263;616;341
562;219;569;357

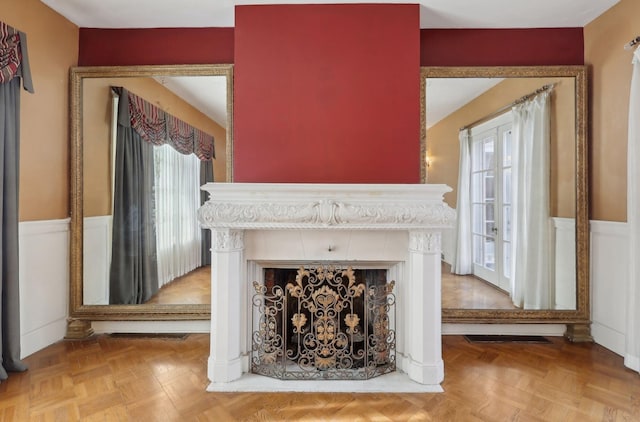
251;265;396;380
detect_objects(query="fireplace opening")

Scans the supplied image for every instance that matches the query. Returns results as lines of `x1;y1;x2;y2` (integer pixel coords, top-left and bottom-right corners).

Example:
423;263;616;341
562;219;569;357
251;265;396;380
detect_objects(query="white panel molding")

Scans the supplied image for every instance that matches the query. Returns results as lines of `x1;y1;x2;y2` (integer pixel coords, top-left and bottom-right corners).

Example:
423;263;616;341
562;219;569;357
83;216;112;305
552;217;576;310
590;220;628;357
442;323;566;336
92;320;210;334
19;218;70;358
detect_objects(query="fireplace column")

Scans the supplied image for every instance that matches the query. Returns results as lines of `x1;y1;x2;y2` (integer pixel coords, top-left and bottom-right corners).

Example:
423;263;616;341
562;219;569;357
406;230;444;384
208;229;245;383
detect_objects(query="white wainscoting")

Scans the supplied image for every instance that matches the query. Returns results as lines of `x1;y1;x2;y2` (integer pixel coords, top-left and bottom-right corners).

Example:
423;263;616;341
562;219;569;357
441;227;455;265
19;218;70;358
15;217;633;365
91;320;210;334
590;220;629;357
83;215;111;305
552;217;576;310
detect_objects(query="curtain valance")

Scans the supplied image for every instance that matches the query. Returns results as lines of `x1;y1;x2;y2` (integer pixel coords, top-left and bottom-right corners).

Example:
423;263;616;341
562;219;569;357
0;22;33;93
114;86;215;160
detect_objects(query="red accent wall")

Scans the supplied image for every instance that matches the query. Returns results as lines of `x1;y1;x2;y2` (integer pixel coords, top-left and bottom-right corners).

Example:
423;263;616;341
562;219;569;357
78;28;234;66
233;4;421;183
421;28;584;66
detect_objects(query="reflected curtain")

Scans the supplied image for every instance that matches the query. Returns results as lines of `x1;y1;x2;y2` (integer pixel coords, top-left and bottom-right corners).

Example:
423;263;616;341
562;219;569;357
200;159;213;266
109;88;159;304
510;91;552;309
626;45;640;372
452;129;473;274
0;22;32;381
154;144;202;287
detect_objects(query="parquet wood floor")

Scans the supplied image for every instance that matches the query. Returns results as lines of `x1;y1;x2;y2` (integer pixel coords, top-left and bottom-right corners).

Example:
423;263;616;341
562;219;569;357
1;334;638;421
441;263;517;310
145;266;211;305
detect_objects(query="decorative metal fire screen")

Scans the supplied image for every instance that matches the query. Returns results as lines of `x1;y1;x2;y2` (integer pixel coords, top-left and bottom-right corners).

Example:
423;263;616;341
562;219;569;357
251;265;396;380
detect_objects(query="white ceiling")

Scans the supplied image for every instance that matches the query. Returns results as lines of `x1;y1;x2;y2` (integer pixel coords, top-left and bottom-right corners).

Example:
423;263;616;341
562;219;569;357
154;76;228;128
426;78;504;129
41;0;619;29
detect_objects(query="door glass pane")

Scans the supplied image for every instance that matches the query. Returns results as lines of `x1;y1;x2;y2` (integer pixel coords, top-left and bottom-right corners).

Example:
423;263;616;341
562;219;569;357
484;237;495;270
503;130;512;167
503;241;511;278
483;139;495;169
503;168;511;205
503;205;511;241
485;203;495;236
484;171;495;201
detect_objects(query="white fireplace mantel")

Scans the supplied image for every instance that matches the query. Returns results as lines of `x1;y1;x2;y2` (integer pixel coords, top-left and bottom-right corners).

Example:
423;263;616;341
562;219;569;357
198;183;455;391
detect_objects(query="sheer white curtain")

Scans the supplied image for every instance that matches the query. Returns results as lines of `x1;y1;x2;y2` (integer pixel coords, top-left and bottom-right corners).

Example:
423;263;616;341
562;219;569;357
154;144;202;287
452;128;473;274
510;91;552;309
626;45;640;372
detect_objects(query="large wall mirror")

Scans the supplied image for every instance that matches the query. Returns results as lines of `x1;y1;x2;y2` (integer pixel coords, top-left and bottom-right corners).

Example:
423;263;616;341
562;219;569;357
421;66;589;333
69;64;233;327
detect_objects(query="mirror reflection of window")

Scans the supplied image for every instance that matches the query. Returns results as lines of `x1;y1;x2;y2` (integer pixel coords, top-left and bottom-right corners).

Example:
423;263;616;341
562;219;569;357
469;113;513;293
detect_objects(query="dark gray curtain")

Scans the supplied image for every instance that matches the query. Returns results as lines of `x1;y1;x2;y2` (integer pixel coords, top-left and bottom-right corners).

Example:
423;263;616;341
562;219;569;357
0;26;32;381
109;88;159;304
200;159;213;266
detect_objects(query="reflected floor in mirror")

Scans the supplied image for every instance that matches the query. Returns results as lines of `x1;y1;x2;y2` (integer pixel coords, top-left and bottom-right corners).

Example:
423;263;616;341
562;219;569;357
441;263;517;310
146;266;211;305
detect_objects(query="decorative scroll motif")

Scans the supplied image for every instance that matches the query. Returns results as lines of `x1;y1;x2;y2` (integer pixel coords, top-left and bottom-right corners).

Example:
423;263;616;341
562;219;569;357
409;231;441;253
212;229;244;251
120;87;215;160
199;200;456;230
251;265;396;380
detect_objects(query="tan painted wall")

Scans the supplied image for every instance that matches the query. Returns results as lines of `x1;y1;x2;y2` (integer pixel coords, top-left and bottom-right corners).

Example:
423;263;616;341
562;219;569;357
426;76;576;218
4;0;79;221
584;0;640;222
82;77;227;217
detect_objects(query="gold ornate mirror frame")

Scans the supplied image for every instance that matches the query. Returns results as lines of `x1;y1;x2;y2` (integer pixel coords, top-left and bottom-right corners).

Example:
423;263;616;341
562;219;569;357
68;64;233;337
421;66;590;338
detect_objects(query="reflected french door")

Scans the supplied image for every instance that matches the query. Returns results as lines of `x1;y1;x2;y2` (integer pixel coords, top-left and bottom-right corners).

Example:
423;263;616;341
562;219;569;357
470;117;512;292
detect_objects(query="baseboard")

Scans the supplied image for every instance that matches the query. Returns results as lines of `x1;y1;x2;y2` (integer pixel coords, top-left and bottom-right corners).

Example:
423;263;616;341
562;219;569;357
442;323;566;337
19;218;70;359
624;354;640;372
21;317;67;359
92;320;211;334
591;321;626;356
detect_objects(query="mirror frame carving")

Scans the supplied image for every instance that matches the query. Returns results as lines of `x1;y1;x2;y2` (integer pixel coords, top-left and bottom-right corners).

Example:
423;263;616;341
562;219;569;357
421;65;590;328
69;64;233;324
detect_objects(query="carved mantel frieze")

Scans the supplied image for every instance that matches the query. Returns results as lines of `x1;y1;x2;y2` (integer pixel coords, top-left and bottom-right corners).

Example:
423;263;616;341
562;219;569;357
198;183;455;231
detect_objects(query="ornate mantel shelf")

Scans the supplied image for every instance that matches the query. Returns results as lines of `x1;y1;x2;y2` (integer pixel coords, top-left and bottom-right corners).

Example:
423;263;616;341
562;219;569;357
198;183;455;391
198;183;455;230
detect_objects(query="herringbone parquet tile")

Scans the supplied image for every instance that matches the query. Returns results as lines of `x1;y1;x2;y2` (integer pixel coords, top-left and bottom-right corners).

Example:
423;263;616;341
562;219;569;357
1;334;638;421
